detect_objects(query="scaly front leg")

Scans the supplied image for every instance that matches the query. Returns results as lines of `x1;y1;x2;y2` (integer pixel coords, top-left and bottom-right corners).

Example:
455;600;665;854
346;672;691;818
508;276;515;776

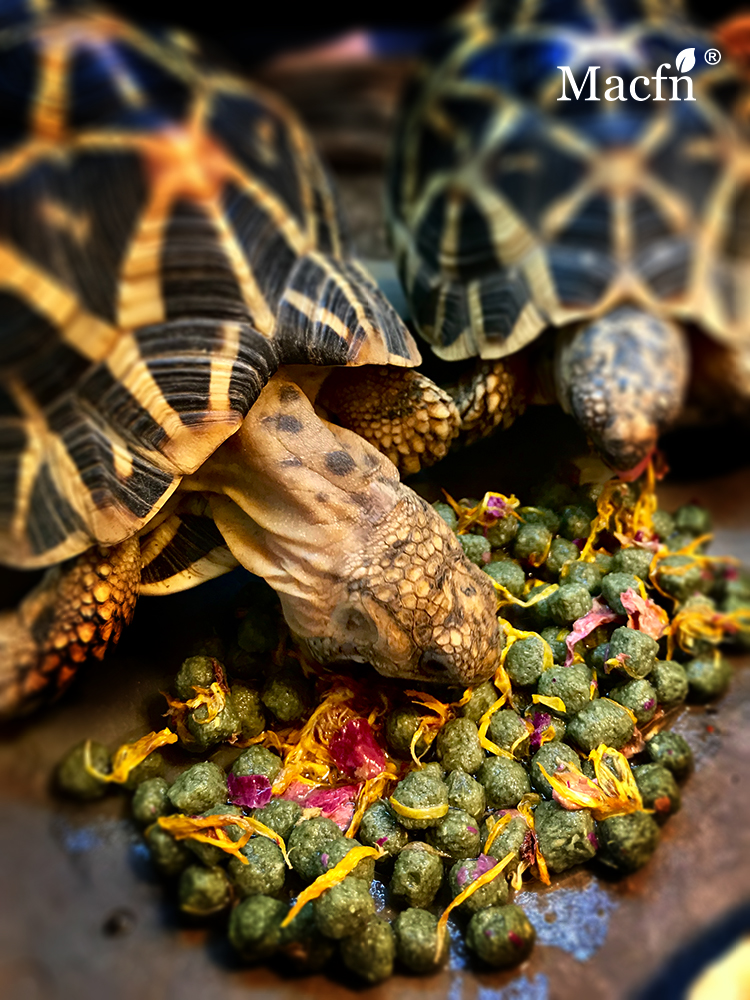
0;538;140;718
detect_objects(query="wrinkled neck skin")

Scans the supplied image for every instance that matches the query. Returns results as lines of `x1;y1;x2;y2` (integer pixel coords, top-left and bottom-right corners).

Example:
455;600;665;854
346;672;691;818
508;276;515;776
184;368;500;686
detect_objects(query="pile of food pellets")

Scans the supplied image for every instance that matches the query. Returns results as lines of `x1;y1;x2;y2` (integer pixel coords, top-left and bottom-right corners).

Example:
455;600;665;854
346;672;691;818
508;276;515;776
56;470;750;984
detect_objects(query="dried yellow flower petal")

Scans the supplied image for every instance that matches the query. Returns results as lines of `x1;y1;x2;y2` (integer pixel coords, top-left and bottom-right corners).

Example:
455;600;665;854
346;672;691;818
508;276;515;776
84;728;177;785
436;851;515;955
281;845;382;927
532;694;567;714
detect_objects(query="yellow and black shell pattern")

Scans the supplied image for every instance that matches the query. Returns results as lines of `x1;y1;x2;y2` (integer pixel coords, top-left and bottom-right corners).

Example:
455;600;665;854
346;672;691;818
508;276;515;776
0;1;417;570
388;0;750;363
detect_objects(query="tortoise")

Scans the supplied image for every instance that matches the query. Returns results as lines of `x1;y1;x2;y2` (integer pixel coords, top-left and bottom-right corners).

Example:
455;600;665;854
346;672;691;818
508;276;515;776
386;0;750;475
0;2;502;718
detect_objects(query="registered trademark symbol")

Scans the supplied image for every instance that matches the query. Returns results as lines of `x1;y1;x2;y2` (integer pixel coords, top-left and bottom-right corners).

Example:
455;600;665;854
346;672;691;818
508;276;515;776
705;48;722;65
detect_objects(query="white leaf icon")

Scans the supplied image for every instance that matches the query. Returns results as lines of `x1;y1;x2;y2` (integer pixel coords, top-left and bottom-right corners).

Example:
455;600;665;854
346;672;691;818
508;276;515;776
676;47;696;73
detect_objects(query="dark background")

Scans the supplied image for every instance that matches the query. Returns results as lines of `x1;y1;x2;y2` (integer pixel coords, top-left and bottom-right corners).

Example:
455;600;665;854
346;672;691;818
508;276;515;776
104;0;748;70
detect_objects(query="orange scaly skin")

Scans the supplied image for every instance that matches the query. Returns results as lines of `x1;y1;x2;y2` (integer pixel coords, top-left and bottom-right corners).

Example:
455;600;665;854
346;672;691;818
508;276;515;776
0;538;140;718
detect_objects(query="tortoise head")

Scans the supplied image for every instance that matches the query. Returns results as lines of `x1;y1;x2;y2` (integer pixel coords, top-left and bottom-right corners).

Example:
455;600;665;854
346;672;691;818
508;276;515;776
555;307;689;473
197;371;501;687
288;489;502;686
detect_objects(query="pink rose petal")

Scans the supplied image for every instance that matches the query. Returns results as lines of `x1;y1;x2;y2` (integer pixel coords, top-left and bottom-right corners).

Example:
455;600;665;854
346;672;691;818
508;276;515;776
328;718;386;780
227;772;272;809
565;597;620;665
620;588;669;640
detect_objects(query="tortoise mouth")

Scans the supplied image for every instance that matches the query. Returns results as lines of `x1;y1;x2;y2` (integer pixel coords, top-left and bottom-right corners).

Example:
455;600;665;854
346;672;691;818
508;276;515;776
611;449;656;483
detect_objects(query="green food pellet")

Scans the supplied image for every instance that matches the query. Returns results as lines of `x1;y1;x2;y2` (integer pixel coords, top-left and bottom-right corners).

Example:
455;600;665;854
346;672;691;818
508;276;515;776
236;613;278;656
546;537;579;576
685;655;733;701
288;817;343;882
313;838;375;883
607;626;659;679
483;558;525;597
488;709;530;757
518;506;560;533
132;777;171;825
122;752;164;791
230;684;266;740
174;656;218;700
653;556;706;602
594;551;614;573
459;533;491;565
224;642;263;681
611;547;654;580
340;917;395;984
432;501;458;531
651;660;689;707
537;662;594;717
231;745;282;783
229;895;287;961
191;633;225;661
427;807;482;860
386;706;429;757
391;846;444;908
56;740;110;800
609;678;658;725
445;768;487;820
389;769;449;829
513;522;553;564
597;812;660;872
566;699;635;753
460;680;501;723
466;905;535;968
534;800;597;873
227;836;287;897
651;509;675;539
448;855;510;914
600;573;642;615
185;805;243;867
145;824;192;876
674;504;712;536
178;864;232;916
633;763;681;819
559;505;595;541
482;814;528;863
252;798;302;840
560;560;603;595
506;634;546;687
477;758;531;809
530;741;584;799
541;627;571;665
358;800;409;856
665;531;695;552
646;732;693;779
436;717;484;773
393;908;448;974
313;876;375;939
261;665;310;722
277;904;336;972
187;697;240;750
486;514;519;548
167;761;227;815
548;583;593;626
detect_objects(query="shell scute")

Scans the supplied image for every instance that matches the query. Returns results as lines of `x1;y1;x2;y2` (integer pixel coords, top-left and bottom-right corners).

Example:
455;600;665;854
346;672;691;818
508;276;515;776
0;7;415;568
389;1;750;361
